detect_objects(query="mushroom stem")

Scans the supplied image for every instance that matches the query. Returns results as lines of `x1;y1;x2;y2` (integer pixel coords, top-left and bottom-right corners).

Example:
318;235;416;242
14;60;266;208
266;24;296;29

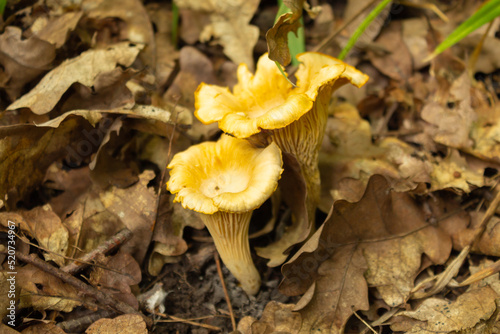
200;211;261;296
270;87;332;224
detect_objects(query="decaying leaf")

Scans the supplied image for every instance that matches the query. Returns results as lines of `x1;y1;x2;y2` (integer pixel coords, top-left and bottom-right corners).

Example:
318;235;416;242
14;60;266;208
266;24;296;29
0;117;95;209
174;0;259;70
85;314;147;334
17;265;82;312
0;205;68;266
21;323;67;334
266;0;305;67
0;26;56;101
238;301;301;334
7;42;142;115
90;252;141;309
98;170;157;264
30;11;83;48
280;175;451;331
391;285;500;333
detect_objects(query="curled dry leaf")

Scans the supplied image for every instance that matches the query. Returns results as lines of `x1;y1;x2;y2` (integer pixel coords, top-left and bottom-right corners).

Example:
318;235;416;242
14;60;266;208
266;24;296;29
7;42;142;115
85;314;147;334
30;11;83;48
266;0;305;67
174;0;259;70
83;0;155;69
391;285;500;333
17;265;82;312
0;26;56;101
280;175;451;332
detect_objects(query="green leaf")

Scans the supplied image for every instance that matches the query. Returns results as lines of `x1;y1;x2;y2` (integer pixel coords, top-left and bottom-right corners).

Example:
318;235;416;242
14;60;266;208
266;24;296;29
426;0;500;60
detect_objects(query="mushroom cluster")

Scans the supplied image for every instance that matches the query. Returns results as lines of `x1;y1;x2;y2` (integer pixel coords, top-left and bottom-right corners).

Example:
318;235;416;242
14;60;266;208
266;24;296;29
167;52;368;295
195;53;368;229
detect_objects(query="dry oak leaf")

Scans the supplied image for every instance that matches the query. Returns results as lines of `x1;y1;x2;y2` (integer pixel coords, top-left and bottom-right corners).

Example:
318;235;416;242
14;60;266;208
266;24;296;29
85;314;147;334
320;103;432;207
238;301;301;334
7;42;143;115
0;205;68;266
21;323;67;334
17;264;82;312
391;285;500;333
30;11;83;48
174;0;259;70
0;26;55;101
280;175;451;332
90;252;142;309
98;170;157;264
83;0;155;69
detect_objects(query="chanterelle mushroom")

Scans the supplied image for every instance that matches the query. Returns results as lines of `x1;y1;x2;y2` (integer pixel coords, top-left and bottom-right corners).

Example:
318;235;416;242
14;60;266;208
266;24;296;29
166;134;283;295
195;52;368;231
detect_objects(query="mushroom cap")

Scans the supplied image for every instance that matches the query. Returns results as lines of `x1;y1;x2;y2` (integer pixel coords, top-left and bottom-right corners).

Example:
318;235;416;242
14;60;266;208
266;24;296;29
167;135;283;214
194;52;369;138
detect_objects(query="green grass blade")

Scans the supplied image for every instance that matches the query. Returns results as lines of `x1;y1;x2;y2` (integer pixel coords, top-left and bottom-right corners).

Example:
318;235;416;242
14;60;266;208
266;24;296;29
171;2;179;49
0;0;7;16
274;61;297;87
338;0;392;60
426;0;500;60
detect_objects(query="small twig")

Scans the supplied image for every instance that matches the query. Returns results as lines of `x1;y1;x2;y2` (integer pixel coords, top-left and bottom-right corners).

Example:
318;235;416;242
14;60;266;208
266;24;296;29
214;251;236;331
155;312;222;331
11;251;152;327
352;309;377;334
61;229;132;274
456;258;500;287
57;310;117;332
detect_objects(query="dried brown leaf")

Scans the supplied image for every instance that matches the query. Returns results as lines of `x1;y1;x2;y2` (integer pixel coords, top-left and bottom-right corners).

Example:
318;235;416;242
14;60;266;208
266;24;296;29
174;0;259;69
391;286;500;333
0;117;93;209
31;11;83;48
266;0;304;67
17;264;82;312
7;42;142;115
21;323;67;334
0;27;55;101
280;175;451;331
85;314;147;334
237;301;301;334
90;252;141;309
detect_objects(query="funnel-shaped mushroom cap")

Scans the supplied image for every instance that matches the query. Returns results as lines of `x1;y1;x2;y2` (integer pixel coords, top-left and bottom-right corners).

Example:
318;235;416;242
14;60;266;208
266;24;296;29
194;52;368;138
167;135;283;295
167;134;283;214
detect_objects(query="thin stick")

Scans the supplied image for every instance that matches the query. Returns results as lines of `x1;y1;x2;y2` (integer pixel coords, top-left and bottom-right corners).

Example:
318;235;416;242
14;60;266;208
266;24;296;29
352;310;377;334
214;252;236;331
61;229;132;274
155;313;222;331
11;251;152;327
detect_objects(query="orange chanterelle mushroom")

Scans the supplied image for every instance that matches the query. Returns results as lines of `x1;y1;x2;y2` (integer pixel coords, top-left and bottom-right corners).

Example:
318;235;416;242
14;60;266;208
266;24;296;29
166;134;283;295
195;52;368;228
